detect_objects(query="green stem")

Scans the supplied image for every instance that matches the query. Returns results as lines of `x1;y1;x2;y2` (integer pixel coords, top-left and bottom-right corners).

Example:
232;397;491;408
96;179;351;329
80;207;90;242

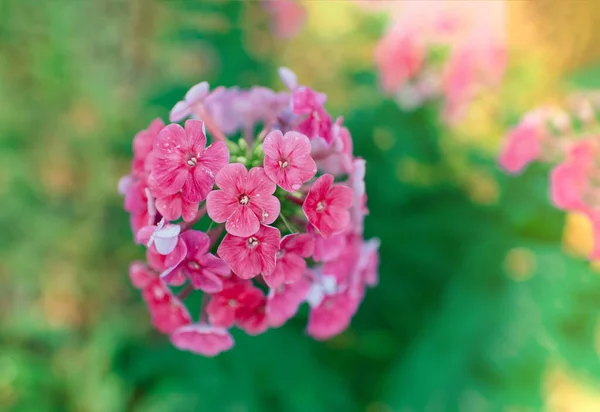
279;213;297;234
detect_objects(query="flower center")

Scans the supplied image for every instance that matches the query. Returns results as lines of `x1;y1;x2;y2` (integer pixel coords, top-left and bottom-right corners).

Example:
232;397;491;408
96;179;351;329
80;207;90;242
316;201;326;212
239;194;249;205
247;237;259;248
188;261;201;270
228;299;237;307
186;156;197;167
279;159;289;168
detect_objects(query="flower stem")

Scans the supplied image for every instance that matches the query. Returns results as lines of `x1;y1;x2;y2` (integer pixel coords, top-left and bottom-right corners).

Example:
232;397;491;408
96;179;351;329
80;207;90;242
197;105;227;142
279;213;298;234
177;284;194;300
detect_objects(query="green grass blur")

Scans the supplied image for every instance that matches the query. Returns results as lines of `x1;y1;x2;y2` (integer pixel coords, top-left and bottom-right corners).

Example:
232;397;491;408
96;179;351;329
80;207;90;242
2;1;600;411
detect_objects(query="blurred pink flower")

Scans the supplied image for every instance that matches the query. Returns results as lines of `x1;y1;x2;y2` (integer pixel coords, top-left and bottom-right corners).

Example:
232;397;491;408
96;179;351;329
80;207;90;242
263;233;314;288
499;113;545;174
266;277;311;327
142;279;192;334
170;324;234;357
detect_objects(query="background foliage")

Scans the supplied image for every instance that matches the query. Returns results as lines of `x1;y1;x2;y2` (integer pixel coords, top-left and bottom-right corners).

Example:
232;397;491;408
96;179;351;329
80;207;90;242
2;1;600;411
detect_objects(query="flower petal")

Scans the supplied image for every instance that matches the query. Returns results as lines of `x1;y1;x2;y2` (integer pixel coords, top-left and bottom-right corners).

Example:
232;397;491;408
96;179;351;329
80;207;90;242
225;206;260;237
206;190;239;223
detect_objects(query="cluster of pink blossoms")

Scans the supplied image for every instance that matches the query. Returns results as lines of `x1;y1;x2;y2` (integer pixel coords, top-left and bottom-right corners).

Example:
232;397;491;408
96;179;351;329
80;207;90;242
119;68;379;356
499;92;600;258
369;0;506;122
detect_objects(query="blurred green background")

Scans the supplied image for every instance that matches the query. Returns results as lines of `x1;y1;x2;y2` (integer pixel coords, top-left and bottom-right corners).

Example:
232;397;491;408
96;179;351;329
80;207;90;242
3;1;600;411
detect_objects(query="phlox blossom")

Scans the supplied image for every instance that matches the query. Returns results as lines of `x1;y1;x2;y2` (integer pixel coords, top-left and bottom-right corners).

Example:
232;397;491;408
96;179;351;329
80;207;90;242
151;119;229;204
206;164;280;237
166;231;230;293
303;174;353;238
263;130;317;192
217;225;281;279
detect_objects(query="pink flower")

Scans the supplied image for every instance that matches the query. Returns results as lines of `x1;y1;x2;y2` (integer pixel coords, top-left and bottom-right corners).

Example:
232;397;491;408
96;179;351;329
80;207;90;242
499;111;546;174
263;234;314;288
291;87;335;145
374;24;424;93
206;278;257;328
550;142;593;210
217;225;281;279
235;290;269;335
132;119;165;178
312;231;348;262
263;130;317;192
266;277;311;327
136;219;181;255
142;279;192;334
129;261;155;289
307;290;359;340
154;191;200;222
357;239;380;288
167;231;230;293
303;174;353;238
150;119;229;203
170;324;234;357
206;164;280;237
311;117;354;176
124;181;156;235
146;238;188;284
170;82;225;123
262;0;307;39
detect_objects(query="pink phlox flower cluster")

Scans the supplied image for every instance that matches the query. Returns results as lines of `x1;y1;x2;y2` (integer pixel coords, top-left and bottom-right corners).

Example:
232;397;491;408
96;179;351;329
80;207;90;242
119;68;379;356
500;92;600;260
371;0;507;121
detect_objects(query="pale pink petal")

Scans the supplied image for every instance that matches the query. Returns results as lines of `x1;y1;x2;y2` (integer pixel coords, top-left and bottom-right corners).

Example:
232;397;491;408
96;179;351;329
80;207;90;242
225;206;261;237
184;81;210;105
170;101;191;123
206;190;239;223
278;67;298;90
170;324;234;357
